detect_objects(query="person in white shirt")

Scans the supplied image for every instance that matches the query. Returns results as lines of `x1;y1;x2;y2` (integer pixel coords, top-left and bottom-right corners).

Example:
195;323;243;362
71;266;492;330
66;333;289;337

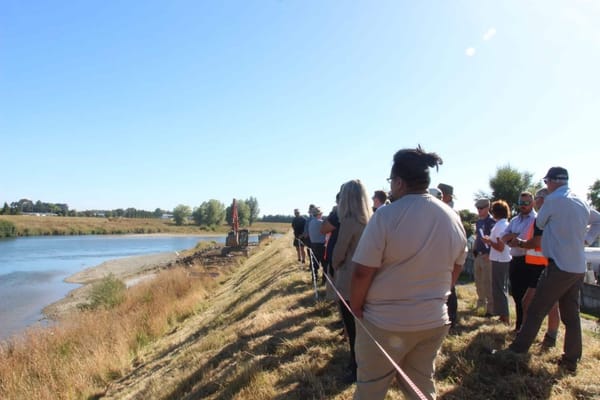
482;200;512;325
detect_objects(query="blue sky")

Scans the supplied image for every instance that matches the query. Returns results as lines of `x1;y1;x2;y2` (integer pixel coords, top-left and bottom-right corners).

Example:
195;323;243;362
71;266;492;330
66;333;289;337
2;0;599;216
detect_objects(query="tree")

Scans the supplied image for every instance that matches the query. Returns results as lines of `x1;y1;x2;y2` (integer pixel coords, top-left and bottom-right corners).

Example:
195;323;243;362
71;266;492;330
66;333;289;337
0;202;8;215
246;197;260;226
588;179;600;211
458;209;477;238
172;204;191;226
481;165;533;210
192;199;225;227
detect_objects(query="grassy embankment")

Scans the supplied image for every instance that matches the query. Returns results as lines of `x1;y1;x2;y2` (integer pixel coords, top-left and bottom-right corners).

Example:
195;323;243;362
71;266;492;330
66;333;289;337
1;234;600;399
0;215;288;236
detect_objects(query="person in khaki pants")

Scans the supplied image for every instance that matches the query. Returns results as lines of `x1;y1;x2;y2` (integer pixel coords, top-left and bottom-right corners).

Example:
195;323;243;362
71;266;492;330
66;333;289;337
351;146;467;400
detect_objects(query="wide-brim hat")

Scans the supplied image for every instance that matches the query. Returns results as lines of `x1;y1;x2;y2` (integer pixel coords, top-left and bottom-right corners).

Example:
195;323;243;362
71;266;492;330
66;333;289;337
437;183;454;197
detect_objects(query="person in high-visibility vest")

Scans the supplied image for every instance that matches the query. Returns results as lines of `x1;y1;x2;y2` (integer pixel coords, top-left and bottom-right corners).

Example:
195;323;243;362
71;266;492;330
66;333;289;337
518;188;560;348
501;191;537;333
498;166;600;373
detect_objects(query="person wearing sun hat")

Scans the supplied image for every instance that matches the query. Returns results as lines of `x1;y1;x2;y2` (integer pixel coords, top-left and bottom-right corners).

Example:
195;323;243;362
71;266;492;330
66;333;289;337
498;166;600;372
437;182;460;329
437;183;455;209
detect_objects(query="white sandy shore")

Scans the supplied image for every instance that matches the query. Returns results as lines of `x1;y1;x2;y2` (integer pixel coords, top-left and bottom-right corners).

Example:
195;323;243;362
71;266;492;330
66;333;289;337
44;252;180;319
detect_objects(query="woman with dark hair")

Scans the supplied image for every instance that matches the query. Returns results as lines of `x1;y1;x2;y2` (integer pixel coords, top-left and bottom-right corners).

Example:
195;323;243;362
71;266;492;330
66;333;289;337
332;179;372;383
483;200;512;325
350;146;467;400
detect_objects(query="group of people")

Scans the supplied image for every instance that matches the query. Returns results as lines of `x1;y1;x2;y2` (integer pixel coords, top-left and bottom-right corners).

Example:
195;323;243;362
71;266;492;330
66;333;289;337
290;146;600;399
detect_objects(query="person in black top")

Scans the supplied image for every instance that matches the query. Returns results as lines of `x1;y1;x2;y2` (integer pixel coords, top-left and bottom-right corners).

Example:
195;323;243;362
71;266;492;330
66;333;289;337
291;209;306;263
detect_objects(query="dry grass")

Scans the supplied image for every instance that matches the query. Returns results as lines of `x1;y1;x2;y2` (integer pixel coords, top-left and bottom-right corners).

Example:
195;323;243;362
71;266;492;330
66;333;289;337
0;264;225;400
0;215;289;236
1;234;599;400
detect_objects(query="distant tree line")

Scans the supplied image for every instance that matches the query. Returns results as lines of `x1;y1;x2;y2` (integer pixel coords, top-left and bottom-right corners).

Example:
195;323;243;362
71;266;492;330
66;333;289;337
1;199;70;216
172;197;261;227
0;199;170;219
261;214;294;223
0;197;264;228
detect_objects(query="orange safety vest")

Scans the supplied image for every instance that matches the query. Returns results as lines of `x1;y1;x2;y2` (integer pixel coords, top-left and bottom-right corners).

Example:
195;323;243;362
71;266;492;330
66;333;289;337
525;221;548;266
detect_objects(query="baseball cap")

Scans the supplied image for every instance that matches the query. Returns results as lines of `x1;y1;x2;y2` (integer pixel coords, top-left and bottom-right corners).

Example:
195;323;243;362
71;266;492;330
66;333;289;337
543;167;569;181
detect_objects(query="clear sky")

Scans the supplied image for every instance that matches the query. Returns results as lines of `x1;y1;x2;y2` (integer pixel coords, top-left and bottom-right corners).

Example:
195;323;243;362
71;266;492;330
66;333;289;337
2;0;599;216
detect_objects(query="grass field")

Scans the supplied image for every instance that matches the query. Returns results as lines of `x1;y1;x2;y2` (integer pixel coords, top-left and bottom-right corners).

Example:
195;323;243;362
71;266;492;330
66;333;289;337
0;215;290;236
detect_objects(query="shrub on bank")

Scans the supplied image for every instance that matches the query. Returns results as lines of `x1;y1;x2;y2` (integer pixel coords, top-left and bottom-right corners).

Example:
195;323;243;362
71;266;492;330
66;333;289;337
84;274;127;310
0;219;17;238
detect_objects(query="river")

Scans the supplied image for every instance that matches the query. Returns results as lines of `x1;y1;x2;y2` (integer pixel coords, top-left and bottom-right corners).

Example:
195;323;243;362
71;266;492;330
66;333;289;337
0;234;238;341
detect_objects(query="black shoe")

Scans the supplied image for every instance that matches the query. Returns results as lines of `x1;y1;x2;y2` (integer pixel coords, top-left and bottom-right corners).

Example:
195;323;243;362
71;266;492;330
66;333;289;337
342;370;357;384
488;347;525;365
541;333;556;349
558;357;577;373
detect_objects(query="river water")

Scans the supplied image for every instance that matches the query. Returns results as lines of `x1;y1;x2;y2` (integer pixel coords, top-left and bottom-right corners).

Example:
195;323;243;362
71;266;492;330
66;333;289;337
0;234;236;341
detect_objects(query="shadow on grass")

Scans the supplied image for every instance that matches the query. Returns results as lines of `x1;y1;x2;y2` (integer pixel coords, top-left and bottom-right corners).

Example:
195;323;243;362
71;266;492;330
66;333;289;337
141;261;352;400
160;291;347;400
438;310;559;400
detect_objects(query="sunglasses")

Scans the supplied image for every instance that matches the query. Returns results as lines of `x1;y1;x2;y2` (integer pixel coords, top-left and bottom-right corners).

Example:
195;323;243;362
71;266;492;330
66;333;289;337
517;200;532;206
476;206;488;210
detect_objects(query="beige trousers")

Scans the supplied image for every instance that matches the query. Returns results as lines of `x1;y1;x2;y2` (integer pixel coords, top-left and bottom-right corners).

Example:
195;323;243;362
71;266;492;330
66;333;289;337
474;253;493;313
353;319;449;400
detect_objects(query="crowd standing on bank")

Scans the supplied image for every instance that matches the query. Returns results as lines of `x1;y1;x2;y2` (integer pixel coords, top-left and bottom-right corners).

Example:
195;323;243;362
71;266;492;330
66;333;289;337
291;148;600;398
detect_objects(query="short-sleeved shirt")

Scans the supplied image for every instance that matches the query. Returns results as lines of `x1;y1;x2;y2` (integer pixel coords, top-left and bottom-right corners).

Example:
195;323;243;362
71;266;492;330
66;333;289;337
502;211;537;257
308;217;326;244
291;216;306;237
536;185;591;273
475;215;495;255
489;218;511;262
352;193;467;331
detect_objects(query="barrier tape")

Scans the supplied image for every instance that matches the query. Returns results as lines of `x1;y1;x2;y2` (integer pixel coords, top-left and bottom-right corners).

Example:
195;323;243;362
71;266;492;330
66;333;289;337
296;236;428;400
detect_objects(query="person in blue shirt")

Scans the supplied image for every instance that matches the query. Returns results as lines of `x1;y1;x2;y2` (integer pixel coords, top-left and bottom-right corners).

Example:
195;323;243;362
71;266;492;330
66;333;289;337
499;167;600;372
